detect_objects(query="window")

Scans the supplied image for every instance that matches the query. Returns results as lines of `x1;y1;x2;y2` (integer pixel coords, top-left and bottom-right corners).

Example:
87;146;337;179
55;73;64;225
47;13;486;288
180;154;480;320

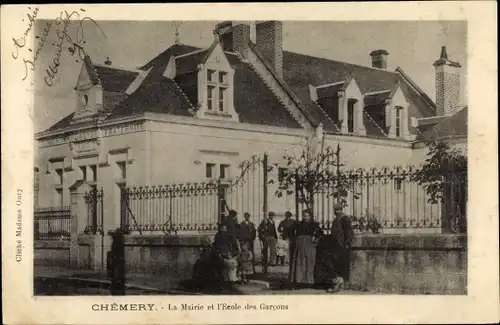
206;163;215;178
395;107;402;137
207;86;215;111
205;68;229;114
347;100;356;133
218;88;226;112
89;165;97;182
219;72;227;84
278;167;288;183
80;166;87;182
55;168;63;185
220;164;230;179
207;69;216;82
117;161;127;180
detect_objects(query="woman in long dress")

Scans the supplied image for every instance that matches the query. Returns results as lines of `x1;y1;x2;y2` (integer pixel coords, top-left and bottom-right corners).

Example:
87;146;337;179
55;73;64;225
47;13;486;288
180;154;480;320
290;209;323;286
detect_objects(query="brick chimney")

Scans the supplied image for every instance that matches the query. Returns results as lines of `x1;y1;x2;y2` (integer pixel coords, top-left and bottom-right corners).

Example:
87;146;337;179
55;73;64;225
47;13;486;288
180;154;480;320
433;46;462;116
215;21;250;59
255;21;283;77
370;49;389;69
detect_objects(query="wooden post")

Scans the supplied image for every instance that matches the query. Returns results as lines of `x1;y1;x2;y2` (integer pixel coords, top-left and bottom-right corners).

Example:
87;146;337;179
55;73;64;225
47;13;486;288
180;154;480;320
262;153;268;218
336;143;341;205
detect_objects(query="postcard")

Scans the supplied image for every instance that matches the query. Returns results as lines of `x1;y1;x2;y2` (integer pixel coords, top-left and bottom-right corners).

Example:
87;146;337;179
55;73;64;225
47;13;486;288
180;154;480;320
1;2;498;324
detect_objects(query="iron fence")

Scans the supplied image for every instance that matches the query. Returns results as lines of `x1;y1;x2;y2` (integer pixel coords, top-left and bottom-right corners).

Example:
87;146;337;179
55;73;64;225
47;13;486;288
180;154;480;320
121;183;220;233
84;188;104;235
34;206;71;240
302;166;467;232
118;159;467;234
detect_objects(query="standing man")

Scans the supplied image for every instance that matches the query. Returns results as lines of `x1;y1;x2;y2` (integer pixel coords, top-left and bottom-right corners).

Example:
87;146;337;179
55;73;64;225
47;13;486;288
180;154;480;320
239;212;257;272
258;211;278;273
278;211;297;266
225;209;240;238
328;203;354;292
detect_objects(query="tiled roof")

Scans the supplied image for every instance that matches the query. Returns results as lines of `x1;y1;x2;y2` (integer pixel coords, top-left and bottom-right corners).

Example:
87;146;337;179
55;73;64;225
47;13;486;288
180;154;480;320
316;82;345;99
94;66;139;93
45;43;437;137
419;106;467;141
44;113;75;132
175;50;208;75
282;51;437;136
283;51;400;95
232;61;301;128
126;45;302;129
112;73;194;118
363;110;388;138
139;44;200;72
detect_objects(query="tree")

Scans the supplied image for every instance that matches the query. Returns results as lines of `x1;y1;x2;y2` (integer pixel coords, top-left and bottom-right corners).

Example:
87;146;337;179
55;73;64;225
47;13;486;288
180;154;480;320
267;136;354;217
411;140;467;233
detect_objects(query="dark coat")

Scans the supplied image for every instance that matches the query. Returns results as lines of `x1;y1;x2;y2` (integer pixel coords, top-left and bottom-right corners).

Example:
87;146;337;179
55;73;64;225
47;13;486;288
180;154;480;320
278;218;297;240
213;230;239;259
314;215;354;285
239;220;256;242
258;219;278;239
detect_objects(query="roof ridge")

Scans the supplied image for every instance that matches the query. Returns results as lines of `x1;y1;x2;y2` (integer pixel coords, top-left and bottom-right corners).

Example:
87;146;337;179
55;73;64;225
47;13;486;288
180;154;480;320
174;48;208;59
283;50;399;74
93;63;142;74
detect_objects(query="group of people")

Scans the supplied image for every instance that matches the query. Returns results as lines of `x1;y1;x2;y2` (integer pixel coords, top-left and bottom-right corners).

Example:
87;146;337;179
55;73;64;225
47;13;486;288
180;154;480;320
209;203;353;293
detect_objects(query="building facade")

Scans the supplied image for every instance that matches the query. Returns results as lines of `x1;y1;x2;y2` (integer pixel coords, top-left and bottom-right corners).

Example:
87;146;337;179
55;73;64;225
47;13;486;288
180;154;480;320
36;21;466;233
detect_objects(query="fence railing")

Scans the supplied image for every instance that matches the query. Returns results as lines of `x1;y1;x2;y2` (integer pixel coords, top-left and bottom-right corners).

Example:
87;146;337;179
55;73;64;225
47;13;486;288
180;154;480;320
119;163;467;233
84;188;104;235
34;206;71;240
121;183;220;233
302;166;467;231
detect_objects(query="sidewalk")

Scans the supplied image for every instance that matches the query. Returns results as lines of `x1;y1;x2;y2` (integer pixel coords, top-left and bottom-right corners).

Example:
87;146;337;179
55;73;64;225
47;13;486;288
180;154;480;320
34;264;368;295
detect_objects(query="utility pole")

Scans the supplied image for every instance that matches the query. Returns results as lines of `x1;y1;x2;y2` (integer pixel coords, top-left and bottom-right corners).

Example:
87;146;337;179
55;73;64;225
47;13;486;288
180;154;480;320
336;143;341;205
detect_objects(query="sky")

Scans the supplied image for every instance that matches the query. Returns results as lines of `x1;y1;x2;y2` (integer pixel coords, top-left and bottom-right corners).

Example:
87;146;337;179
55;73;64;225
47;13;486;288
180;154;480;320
30;20;467;133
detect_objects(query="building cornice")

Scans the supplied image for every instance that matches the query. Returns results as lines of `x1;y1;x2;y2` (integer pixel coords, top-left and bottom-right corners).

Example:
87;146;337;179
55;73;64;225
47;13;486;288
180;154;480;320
325;132;414;149
143;112;308;138
35;114;147;140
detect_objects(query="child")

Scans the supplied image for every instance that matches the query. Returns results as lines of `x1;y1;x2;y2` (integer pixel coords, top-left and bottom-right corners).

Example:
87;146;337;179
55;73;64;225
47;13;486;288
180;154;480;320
238;242;254;284
276;234;288;266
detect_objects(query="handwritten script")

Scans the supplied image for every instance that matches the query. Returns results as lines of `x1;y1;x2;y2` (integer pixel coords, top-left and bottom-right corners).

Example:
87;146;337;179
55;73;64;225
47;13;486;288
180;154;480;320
13;7;106;87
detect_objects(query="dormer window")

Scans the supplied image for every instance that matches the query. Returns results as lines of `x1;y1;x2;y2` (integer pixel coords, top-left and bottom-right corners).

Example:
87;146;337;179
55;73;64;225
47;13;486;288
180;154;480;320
347;99;356;133
195;42;238;122
395;106;402;137
206;68;229;113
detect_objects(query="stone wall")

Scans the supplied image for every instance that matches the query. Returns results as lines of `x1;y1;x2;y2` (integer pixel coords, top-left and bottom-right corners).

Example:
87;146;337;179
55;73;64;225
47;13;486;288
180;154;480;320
36;233;466;295
34;240;70;266
122;235;212;280
350;234;467;294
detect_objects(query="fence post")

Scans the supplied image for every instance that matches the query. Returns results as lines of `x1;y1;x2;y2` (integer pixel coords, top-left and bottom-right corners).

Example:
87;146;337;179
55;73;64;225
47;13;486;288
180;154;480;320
335;144;341;205
262;153;268;218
